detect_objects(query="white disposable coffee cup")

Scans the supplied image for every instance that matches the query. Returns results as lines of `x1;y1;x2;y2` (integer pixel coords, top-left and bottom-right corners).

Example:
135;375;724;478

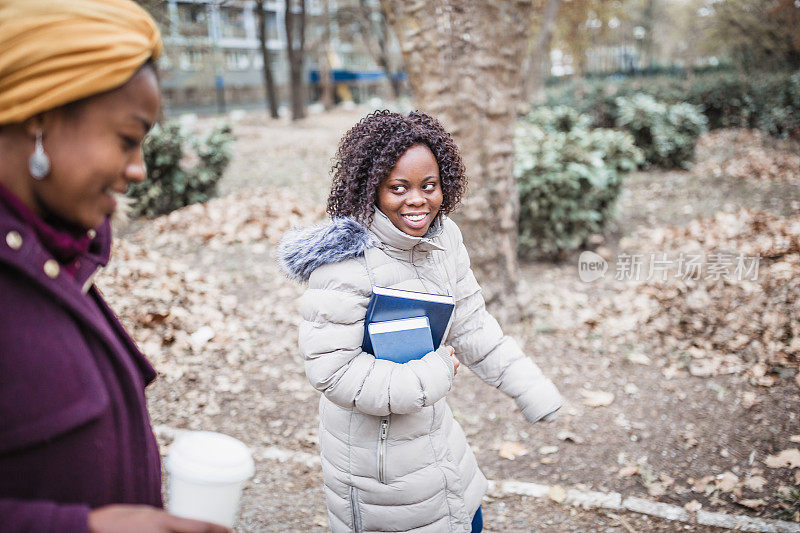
165;431;255;527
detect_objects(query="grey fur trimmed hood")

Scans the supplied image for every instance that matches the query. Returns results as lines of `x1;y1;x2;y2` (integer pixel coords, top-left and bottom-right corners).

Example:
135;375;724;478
277;217;375;282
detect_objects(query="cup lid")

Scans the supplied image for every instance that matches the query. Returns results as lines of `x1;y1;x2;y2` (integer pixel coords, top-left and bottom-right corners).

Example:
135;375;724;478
166;431;255;484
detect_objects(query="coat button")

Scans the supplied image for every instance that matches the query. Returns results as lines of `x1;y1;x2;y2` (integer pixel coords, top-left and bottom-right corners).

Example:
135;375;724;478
43;259;60;279
6;231;22;250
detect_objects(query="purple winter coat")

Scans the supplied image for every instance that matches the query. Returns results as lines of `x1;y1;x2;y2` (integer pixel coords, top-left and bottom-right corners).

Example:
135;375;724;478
0;201;162;532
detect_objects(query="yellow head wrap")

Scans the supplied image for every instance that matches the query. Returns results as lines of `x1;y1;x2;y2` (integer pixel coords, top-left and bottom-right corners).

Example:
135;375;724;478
0;0;162;125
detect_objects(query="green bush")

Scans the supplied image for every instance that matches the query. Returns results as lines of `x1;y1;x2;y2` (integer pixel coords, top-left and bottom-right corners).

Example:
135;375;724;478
753;75;797;137
525;105;593;133
127;121;235;217
681;72;800;135
544;82;621;128
682;74;755;130
615;94;707;168
771;71;800;137
514;113;643;259
545;77;691;128
545;71;800;139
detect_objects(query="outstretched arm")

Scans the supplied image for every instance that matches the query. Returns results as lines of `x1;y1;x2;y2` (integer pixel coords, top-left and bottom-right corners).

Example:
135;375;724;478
445;224;563;423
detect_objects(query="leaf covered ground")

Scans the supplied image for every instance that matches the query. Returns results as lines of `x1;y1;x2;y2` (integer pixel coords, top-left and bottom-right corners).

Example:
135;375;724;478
100;109;800;531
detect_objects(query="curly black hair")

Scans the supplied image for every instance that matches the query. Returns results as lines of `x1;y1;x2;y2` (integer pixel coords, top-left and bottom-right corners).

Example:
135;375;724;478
326;109;467;224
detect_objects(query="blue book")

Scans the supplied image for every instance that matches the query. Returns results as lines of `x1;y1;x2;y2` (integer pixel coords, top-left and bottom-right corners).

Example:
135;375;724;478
368;317;435;363
362;286;455;356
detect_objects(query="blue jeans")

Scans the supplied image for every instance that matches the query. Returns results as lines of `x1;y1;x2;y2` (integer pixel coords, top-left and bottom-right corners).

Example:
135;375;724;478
471;506;483;533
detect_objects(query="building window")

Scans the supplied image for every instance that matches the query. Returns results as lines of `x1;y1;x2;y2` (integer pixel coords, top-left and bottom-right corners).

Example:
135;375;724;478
176;2;208;38
226;51;250;71
253;50;283;71
251;51;280;72
262;10;279;41
220;6;247;39
158;53;174;71
180;49;205;72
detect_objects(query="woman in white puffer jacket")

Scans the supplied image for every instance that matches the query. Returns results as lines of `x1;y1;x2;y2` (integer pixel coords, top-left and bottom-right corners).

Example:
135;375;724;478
278;110;562;533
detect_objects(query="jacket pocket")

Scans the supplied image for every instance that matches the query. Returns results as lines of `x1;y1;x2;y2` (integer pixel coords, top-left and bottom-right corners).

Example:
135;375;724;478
0;324;110;455
349;485;363;533
377;417;389;484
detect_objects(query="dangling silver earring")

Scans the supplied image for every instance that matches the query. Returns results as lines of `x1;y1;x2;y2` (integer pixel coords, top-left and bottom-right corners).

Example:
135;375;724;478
29;131;50;180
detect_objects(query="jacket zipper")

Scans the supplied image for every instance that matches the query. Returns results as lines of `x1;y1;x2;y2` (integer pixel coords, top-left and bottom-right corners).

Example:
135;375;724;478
378;417;389;484
349;485;362;533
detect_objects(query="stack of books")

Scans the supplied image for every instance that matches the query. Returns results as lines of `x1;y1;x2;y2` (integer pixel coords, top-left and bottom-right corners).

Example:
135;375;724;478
363;287;455;363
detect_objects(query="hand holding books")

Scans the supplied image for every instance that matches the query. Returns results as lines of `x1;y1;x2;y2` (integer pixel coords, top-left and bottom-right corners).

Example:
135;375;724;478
444;345;459;376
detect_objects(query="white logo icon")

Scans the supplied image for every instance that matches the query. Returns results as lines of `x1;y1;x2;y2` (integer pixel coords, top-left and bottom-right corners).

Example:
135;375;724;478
578;251;607;282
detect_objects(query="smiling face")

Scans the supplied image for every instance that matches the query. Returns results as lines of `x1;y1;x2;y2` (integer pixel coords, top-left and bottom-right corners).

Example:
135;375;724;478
30;65;160;229
375;143;443;237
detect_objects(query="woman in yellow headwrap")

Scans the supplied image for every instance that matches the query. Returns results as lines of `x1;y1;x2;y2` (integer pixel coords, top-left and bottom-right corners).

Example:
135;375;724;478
0;1;229;531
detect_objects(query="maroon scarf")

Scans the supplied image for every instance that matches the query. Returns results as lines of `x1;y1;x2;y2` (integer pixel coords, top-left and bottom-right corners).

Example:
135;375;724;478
0;183;93;278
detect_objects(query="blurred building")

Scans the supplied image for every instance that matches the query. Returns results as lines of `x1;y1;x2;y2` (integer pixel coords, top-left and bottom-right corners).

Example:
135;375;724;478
158;0;402;113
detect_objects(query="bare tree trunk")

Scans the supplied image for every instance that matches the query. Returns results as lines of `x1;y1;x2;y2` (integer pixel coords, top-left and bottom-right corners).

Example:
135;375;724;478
318;0;335;110
285;0;307;120
382;1;537;315
522;0;561;105
257;0;280;119
356;0;401;101
377;4;402;100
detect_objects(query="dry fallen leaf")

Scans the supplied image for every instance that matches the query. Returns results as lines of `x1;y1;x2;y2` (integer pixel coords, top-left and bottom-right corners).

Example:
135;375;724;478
682;430;699;448
764;449;800;469
538;445;559;455
556;430;584;444
617;465;639;478
689;358;720;377
741;391;760;409
647;482;667;497
498;441;528;460
735;498;766;510
684;500;702;513
190;325;215;345
716;471;739;492
662;366;682;380
580;389;615;407
623;382;639;395
548;485;567;503
626;352;651;365
756;374;777;387
691;475;715;493
744;475;767;491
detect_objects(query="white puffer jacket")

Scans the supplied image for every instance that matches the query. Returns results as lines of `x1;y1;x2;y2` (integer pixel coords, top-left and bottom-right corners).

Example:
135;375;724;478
278;209;563;533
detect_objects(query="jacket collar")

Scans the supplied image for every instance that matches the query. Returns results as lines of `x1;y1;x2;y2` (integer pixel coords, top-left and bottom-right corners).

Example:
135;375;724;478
0;183;94;271
0;184;111;286
368;207;445;253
